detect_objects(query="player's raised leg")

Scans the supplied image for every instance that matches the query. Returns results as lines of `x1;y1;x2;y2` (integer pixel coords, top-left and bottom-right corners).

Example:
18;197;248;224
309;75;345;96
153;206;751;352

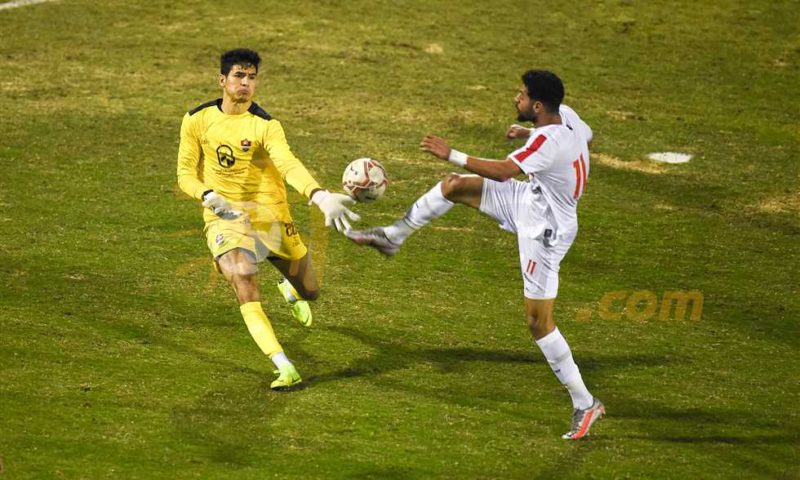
525;298;603;439
270;253;318;327
347;174;483;256
217;248;301;390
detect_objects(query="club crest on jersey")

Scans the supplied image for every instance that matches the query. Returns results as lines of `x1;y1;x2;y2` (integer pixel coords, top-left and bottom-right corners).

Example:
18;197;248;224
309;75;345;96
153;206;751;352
241;139;252;152
215;233;224;246
216;145;235;168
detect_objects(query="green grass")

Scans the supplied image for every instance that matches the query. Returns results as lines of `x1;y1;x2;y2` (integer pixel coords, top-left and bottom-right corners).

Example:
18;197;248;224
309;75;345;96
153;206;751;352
1;0;798;478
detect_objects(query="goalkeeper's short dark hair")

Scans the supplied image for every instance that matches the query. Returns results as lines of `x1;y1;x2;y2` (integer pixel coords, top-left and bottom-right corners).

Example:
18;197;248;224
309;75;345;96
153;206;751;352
522;70;564;113
220;48;261;75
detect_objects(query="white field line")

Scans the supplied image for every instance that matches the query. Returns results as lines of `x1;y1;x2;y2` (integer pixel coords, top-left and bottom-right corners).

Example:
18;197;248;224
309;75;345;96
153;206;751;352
0;0;55;10
647;152;693;164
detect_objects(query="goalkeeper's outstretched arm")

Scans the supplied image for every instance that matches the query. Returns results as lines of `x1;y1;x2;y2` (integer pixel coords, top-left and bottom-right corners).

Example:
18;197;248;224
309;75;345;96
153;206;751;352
265;120;359;232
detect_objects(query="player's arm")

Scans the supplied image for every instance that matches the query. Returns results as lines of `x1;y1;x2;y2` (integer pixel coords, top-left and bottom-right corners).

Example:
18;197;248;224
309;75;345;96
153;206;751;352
176;113;210;200
263;121;322;199
176;113;240;219
265;121;359;232
420;134;522;182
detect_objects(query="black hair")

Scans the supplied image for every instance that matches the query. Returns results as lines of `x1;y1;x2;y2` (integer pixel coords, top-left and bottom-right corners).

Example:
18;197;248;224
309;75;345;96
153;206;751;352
220;48;261;75
521;70;564;113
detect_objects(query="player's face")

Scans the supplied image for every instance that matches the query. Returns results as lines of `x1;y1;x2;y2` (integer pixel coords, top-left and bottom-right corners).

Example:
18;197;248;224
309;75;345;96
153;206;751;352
220;64;258;103
515;85;540;122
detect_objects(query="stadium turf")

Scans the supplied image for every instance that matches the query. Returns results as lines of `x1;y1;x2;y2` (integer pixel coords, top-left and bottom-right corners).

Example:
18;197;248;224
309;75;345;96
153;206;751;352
1;1;797;478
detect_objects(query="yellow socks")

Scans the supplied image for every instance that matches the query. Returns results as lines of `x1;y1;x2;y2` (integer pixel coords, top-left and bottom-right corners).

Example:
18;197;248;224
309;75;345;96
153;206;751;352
239;302;282;357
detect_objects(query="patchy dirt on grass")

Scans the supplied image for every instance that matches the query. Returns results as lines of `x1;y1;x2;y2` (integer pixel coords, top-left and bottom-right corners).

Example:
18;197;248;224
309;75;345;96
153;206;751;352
755;192;800;216
592;152;668;174
424;43;444;54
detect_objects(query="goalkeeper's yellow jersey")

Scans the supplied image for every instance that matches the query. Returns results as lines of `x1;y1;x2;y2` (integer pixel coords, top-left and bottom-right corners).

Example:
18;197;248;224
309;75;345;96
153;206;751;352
177;99;321;224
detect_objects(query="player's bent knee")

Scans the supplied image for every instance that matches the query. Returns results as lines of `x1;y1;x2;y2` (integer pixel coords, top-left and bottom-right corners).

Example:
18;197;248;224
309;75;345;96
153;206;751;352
440;174;465;200
526;313;555;338
441;174;482;207
442;173;480;202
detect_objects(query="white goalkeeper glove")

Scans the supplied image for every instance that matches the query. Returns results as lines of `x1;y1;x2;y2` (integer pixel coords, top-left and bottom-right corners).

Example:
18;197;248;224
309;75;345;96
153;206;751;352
311;190;361;232
202;191;242;220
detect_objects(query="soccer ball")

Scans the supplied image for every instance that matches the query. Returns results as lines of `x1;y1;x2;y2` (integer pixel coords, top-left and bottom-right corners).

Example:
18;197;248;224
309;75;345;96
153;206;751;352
342;157;388;202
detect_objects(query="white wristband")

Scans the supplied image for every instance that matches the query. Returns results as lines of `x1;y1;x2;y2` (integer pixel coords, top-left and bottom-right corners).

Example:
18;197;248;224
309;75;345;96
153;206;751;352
448;149;468;167
310;189;330;206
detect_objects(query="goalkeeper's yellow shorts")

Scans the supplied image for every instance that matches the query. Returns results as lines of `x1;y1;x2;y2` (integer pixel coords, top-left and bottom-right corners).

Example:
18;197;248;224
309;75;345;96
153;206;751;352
204;215;308;264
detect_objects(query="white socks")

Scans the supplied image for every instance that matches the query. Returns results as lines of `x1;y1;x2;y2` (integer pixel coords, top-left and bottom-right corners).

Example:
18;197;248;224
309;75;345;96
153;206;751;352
270;351;292;370
535;328;594;410
384;182;454;244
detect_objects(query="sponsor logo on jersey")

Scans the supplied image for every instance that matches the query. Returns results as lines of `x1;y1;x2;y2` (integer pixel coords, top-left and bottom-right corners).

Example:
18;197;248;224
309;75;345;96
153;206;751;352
216;144;235;168
241;139;251;152
215;233;224;245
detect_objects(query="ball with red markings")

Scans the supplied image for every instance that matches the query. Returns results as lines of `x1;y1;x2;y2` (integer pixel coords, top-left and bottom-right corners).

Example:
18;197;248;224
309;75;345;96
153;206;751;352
342;157;388;202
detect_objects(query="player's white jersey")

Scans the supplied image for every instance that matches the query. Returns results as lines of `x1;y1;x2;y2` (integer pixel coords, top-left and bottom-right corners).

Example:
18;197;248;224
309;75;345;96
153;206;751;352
507;104;591;235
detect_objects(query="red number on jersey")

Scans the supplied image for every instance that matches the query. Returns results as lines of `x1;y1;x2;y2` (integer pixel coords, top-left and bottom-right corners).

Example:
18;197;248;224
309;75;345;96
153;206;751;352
572;154;587;199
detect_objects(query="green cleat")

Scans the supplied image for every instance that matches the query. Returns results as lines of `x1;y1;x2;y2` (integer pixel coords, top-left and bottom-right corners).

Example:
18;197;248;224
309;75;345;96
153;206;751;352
290;301;312;327
270;364;302;390
277;279;313;327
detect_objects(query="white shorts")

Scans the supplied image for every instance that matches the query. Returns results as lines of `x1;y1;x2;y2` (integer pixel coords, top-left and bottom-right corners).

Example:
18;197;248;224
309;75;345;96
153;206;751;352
479;178;576;300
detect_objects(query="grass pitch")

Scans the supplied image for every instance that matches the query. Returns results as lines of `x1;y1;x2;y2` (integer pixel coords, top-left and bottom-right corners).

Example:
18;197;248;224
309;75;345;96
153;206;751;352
1;1;798;478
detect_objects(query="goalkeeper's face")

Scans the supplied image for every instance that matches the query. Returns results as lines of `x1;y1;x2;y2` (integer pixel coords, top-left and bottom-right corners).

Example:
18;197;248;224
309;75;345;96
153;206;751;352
221;64;258;103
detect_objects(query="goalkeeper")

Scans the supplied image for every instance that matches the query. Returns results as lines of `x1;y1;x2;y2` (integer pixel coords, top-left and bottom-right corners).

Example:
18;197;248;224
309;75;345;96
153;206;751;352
176;48;358;390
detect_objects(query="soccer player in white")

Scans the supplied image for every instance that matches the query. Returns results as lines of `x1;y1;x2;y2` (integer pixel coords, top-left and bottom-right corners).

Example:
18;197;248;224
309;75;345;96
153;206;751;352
347;70;604;439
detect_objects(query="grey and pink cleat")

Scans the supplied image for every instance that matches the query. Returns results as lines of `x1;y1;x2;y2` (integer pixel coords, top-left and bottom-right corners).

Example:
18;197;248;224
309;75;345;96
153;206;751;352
346;227;401;257
562;398;605;440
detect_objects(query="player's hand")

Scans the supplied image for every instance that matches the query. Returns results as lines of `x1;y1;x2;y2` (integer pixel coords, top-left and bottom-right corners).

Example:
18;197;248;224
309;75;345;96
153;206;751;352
506;124;531;140
202;191;242;220
311;190;361;232
420;134;451;160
